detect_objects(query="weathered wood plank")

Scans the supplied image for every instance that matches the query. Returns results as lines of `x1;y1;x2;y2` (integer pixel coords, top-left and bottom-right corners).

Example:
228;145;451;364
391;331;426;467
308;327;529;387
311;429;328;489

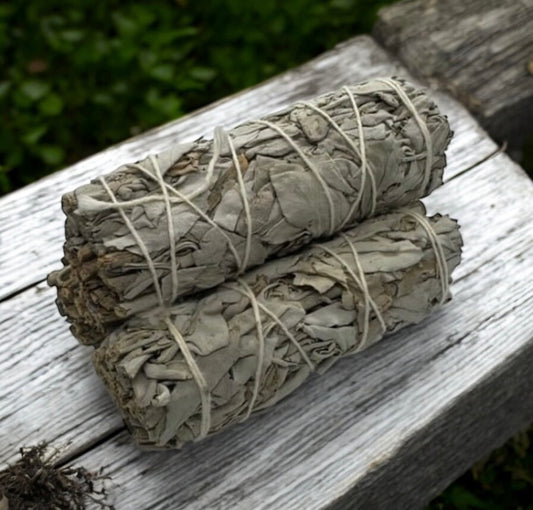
333;338;533;509
374;0;533;152
1;35;532;509
0;282;122;464
0;35;491;301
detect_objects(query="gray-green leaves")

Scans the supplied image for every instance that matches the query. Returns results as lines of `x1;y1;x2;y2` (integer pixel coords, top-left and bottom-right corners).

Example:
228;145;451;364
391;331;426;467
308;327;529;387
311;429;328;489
92;205;462;448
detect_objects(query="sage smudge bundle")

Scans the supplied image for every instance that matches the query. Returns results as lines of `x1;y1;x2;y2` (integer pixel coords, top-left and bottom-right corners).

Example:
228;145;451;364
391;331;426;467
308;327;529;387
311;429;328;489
92;204;462;449
48;78;452;346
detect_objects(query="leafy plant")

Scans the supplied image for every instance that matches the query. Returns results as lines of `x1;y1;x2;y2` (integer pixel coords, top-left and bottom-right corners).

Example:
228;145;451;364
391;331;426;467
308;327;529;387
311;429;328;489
428;427;533;510
0;0;395;194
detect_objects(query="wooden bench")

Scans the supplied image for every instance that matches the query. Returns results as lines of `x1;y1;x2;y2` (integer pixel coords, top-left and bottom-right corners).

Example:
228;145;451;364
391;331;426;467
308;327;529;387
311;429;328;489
1;35;532;509
374;0;533;154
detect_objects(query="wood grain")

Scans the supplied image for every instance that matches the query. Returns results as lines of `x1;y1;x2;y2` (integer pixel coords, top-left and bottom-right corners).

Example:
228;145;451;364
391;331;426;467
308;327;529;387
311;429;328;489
0;282;122;464
1;35;532;509
0;36;492;302
374;0;533;151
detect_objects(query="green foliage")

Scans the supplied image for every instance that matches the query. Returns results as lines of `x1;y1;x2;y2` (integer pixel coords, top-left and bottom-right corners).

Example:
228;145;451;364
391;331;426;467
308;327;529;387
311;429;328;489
428;427;533;510
0;0;395;194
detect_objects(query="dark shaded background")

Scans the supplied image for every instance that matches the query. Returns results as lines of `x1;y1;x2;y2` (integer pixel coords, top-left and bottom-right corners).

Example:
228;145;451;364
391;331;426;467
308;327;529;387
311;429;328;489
1;1;531;508
0;0;392;194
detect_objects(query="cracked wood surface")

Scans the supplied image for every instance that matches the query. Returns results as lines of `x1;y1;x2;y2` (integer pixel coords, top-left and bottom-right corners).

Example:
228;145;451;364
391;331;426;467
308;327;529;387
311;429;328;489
374;0;533;152
1;36;532;509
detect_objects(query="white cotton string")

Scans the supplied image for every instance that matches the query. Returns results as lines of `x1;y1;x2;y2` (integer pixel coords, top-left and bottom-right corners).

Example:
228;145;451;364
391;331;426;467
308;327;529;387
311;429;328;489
127;161;243;270
126;127;255;275
185;127;223;201
400;209;449;305
228;282;315;371
165;316;212;439
101;171;213;440
341;233;385;349
99;176;165;307
222;128;253;273
234;278;266;419
298;87;377;225
318;241;386;351
149;155;178;303
342;86;377;219
376;78;434;193
256;119;336;236
343;87;377;216
164;127;224;204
